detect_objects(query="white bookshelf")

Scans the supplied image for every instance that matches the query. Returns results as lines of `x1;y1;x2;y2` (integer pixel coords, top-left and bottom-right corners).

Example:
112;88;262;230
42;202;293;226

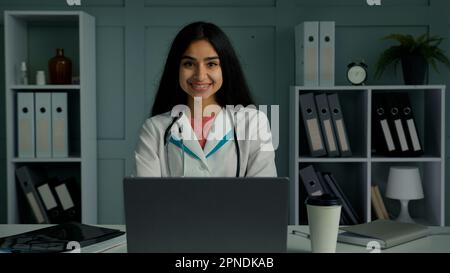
4;11;97;224
289;85;445;226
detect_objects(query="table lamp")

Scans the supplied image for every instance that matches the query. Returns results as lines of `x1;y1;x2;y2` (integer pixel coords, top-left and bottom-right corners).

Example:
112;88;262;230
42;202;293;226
385;166;424;223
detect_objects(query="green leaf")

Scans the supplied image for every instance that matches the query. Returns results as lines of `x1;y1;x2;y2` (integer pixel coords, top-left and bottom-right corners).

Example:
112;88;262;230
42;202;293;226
375;33;450;79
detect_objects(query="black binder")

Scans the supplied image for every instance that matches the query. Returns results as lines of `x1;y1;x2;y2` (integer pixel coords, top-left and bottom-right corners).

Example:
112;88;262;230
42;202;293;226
372;93;397;156
299;165;324;196
314;93;339;157
397;92;424;156
36;177;65;223
299;93;327;157
327;93;352;157
323;173;360;225
51;177;81;222
0;222;125;253
385;93;411;156
15;166;50;224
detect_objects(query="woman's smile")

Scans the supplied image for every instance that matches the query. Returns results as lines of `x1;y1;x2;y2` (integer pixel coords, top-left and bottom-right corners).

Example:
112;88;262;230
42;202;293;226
189;82;213;92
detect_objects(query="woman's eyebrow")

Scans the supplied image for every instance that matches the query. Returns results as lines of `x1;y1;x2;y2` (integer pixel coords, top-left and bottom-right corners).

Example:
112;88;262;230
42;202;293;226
181;56;219;61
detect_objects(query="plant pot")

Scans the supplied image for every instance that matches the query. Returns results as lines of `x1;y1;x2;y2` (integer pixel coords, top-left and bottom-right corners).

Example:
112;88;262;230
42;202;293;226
401;54;427;85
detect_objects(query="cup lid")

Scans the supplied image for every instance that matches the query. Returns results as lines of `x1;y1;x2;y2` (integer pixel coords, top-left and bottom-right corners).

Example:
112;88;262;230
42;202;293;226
305;194;342;206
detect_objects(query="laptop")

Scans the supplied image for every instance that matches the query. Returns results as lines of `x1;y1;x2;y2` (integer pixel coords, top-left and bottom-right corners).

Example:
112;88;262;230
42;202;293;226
123;177;289;253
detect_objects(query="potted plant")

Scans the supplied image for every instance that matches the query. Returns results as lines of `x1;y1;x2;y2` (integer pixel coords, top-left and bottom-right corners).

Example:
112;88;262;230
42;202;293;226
374;33;450;85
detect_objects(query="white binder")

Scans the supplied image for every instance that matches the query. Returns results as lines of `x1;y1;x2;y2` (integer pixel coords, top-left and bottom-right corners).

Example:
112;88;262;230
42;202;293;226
295;22;319;86
35;93;52;158
319;21;335;86
17;92;35;158
52;92;68;157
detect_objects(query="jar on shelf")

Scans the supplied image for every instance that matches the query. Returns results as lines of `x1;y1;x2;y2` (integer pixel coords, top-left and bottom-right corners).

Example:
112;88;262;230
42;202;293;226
48;48;72;84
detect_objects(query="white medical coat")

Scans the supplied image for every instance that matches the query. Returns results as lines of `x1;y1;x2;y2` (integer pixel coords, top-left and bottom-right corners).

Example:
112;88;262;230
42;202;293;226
135;107;277;177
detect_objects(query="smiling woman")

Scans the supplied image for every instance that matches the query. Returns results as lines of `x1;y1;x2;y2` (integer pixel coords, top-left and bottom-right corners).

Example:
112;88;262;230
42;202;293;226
134;21;277;178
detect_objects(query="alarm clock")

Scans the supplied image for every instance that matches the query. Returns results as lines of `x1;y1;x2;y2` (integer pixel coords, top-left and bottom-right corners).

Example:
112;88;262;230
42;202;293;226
347;61;368;85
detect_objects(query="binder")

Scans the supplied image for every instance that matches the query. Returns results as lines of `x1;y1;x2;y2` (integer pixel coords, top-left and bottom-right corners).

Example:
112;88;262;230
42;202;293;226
17;92;35;158
397;93;424;156
299;165;324;196
299;93;326;157
319;21;335;86
316;171;348;225
295;22;319;86
35;92;52;158
385;93;410;155
323;173;360;225
372;93;397;155
52;92;68;157
314;93;339;157
53;177;80;222
15;166;50;224
327;93;352;156
36;177;65;223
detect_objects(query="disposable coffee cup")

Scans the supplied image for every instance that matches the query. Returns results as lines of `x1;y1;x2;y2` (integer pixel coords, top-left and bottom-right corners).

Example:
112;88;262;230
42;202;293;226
306;194;342;253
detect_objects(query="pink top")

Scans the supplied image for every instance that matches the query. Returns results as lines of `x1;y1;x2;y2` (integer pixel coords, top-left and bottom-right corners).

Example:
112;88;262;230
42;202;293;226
190;115;216;149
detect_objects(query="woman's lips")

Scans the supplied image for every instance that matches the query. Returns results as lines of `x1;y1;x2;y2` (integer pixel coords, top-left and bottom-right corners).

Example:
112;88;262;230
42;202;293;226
190;83;211;92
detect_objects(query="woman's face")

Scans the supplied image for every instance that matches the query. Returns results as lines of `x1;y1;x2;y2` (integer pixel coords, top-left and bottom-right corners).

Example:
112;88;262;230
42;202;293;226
179;39;223;102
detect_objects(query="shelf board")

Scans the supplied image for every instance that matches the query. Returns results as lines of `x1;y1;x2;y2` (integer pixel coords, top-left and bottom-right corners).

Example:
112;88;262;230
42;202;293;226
10;84;80;90
298;157;368;163
12;157;82;163
370;157;442;162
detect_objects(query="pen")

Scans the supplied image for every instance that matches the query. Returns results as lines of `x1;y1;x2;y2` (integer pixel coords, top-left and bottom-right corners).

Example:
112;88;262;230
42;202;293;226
291;230;310;239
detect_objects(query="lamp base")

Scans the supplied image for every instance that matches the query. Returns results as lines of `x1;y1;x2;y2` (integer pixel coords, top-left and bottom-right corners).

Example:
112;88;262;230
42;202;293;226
395;199;416;223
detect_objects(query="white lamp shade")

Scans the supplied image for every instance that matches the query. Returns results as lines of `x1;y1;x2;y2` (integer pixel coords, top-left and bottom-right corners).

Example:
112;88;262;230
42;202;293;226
386;166;424;200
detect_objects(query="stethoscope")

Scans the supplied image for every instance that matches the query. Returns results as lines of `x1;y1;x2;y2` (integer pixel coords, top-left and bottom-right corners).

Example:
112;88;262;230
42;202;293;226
163;109;241;177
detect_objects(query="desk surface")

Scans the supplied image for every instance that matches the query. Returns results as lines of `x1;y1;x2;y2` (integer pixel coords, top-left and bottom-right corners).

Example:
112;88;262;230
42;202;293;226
1;225;450;253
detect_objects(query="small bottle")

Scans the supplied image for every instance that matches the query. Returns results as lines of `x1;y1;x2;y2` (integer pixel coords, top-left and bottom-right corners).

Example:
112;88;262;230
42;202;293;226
48;48;72;84
20;61;28;85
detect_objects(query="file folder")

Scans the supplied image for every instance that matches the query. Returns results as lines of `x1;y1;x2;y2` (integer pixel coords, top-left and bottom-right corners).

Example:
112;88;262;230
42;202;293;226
385;93;410;154
299;165;324;196
397;93;424;156
327;93;352;156
52;93;68;157
36;177;64;223
35;92;52;158
295;22;319;86
372;93;397;155
15;166;50;224
314;93;339;157
17;92;35;158
319;21;335;86
299;93;327;157
316;171;347;225
323;173;360;225
53;177;80;222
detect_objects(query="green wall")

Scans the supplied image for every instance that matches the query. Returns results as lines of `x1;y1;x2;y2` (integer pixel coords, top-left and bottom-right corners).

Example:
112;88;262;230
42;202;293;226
1;0;450;224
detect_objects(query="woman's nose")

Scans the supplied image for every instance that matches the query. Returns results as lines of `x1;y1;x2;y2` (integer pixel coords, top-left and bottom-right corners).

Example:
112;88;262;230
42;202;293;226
194;64;208;81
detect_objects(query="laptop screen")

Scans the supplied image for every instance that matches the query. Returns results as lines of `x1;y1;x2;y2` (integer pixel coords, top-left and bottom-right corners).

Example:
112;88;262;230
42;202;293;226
123;177;289;253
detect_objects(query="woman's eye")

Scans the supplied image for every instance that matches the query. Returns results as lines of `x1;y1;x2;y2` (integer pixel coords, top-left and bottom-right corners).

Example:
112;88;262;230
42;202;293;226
207;62;218;68
182;62;194;68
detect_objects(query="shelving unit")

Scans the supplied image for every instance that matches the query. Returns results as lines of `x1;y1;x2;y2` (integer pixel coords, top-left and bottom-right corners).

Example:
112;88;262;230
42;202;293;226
4;11;97;224
289;85;445;226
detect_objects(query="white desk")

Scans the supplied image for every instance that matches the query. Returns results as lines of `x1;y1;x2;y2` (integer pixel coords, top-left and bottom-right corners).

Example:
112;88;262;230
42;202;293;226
2;225;450;253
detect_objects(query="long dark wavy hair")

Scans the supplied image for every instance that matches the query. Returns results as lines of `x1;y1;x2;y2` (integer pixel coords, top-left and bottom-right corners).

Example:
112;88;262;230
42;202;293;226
151;21;255;117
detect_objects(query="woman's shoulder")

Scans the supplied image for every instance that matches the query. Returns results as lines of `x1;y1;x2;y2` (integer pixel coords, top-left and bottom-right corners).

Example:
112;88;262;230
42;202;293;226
141;111;173;131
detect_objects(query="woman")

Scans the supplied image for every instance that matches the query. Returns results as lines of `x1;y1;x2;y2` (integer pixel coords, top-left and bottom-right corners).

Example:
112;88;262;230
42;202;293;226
135;21;277;177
